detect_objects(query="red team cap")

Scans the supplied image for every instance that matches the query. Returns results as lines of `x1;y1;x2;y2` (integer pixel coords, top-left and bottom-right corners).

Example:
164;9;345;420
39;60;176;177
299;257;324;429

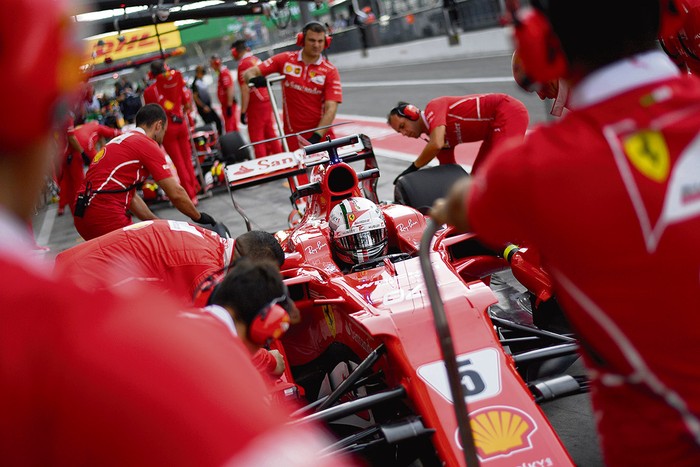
1;0;84;152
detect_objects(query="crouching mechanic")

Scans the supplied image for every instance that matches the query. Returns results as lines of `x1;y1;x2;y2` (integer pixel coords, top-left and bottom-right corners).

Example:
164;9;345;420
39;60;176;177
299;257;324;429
73;104;216;241
54;220;284;304
203;259;293;378
388;94;529;181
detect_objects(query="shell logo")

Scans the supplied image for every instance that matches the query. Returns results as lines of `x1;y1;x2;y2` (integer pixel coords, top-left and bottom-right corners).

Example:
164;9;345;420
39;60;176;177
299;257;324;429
456;406;537;460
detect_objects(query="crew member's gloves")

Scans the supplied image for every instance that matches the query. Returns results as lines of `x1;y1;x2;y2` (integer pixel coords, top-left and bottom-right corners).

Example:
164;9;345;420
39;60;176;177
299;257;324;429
66;154;73;165
225;106;233;117
196;211;217;226
248;76;267;88
393;162;419;185
240;112;247;125
81;151;91;166
308;132;323;144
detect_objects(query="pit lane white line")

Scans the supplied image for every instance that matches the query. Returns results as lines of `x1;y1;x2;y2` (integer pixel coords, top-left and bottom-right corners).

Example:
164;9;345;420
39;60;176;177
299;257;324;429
36;205;57;247
341;77;514;87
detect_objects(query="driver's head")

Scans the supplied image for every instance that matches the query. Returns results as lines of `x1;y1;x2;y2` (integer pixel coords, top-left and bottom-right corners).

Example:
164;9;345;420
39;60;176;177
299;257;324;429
328;197;388;265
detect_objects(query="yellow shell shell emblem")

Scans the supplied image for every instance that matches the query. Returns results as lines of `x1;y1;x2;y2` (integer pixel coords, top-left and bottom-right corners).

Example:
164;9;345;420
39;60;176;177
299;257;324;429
470;407;535;457
92;148;106;164
623;130;670;183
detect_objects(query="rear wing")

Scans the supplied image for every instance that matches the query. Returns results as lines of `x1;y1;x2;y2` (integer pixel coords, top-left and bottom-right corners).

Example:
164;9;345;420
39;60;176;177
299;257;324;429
224;134;375;190
224;134;380;231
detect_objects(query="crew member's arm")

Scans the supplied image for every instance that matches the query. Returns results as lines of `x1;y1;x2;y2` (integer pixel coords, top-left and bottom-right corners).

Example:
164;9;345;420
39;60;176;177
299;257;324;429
239;80;250;115
242;65;262;83
314;100;339;138
129;194;158;221
158;177;216;225
430;177;472;232
414;125;446;168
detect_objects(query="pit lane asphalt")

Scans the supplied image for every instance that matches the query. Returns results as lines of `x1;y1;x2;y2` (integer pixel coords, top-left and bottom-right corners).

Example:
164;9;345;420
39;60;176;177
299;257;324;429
34;53;603;466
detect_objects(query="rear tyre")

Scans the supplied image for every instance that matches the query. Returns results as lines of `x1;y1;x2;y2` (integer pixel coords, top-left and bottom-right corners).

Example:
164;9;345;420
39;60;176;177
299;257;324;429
219;131;251;164
394;164;468;212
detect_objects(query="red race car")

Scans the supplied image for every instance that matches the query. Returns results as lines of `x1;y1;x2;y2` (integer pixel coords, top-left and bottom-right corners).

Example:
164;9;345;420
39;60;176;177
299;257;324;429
218;134;585;466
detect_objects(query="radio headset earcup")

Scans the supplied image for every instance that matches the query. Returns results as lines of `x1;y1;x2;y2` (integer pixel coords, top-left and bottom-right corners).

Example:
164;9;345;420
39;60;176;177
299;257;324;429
512;7;568;84
296;22;332;49
400;104;420;121
231;48;240;60
249;303;290;346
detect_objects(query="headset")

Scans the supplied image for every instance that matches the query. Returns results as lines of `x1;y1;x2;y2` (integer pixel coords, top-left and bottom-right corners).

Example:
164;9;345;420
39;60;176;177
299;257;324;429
248;294;291;346
395;103;421;121
210;54;222;68
296;21;332;49
507;0;568;84
659;0;689;38
231;40;248;61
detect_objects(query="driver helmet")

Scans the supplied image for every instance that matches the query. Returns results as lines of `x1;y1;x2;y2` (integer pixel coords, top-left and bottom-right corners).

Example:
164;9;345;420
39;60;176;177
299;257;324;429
329;197;388;264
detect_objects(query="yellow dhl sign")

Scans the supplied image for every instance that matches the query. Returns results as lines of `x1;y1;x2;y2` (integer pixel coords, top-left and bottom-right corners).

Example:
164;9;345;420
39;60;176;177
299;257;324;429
84;23;181;65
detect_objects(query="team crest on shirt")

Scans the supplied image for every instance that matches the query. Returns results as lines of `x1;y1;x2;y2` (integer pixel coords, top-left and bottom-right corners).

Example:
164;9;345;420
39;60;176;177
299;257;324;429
623;130;670;182
608;120;700;253
283;63;302;77
92;148;105;164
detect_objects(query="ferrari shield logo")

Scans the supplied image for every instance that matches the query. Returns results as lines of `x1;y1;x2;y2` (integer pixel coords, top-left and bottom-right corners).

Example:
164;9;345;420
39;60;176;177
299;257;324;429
623;130;670;182
92;148;105;164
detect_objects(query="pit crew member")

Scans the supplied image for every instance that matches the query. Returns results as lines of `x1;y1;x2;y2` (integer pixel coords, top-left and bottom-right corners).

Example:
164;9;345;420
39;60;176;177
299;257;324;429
430;0;700;464
55;221;284;304
57;120;121;216
209;54;239;133
73;104;216;241
232;39;283;158
143;59;200;201
242;22;342;151
1;0;346;464
388;94;529;182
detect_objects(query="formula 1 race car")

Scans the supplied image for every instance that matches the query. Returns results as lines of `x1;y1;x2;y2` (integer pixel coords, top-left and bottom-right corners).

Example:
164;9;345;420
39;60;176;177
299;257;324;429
222;134;588;466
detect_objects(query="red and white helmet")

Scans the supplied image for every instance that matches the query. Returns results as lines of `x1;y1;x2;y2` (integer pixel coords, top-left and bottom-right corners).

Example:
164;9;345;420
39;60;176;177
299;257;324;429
329;197;388;265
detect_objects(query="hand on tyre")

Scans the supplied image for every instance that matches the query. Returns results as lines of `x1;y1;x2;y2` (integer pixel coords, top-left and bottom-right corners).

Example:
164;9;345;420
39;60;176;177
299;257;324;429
195;211;217;226
393;162;419;185
249;76;267;88
240;112;247;125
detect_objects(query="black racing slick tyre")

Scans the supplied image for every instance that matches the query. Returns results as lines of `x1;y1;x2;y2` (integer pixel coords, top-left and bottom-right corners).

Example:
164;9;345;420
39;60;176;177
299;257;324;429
219;131;251;164
394;164;468;212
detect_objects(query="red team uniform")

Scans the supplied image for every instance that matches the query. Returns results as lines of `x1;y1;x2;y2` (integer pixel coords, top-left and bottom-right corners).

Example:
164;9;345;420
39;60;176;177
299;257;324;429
424;94;529;171
237;52;282;158
73;128;173;240
216;66;239;133
58;122;120;214
468;51;700;465
257;51;342;151
143;69;199;200
56;219;234;303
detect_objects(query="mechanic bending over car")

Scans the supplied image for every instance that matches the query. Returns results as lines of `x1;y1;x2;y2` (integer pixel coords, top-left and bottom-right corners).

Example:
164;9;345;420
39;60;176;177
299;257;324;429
430;0;700;464
242;21;342;151
512;49;570;117
387;93;529;183
0;0;350;465
54;220;284;305
73;103;218;241
231;39;283;158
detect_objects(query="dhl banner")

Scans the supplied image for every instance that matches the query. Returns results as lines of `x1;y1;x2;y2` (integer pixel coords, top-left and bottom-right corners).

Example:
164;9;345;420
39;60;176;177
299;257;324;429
84;23;181;65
